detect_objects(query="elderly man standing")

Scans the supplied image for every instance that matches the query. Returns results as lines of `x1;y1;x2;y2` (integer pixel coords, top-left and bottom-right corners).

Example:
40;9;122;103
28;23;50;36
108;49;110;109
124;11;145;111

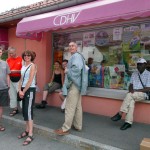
111;58;150;130
54;42;88;135
7;47;23;116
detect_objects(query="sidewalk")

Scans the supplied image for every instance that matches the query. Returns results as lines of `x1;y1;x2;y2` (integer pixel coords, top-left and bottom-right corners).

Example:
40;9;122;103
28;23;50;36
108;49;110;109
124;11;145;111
3;106;150;150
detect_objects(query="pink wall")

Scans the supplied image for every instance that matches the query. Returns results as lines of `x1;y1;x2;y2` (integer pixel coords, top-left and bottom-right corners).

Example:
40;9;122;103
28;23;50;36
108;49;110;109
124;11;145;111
8;27;52;102
49;93;150;124
8;27;150;124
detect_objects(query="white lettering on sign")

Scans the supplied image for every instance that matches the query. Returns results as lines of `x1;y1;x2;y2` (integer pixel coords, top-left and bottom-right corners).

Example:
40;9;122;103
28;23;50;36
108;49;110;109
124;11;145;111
53;11;81;26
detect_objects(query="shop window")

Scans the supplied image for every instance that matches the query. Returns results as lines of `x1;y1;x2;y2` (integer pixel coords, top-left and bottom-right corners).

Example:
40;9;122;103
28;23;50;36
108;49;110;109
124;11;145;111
53;21;150;90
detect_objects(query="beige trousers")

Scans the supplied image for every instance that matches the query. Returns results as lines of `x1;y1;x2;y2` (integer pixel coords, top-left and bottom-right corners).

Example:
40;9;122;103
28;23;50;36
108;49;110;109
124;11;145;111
9;81;22;109
120;92;145;124
62;83;82;132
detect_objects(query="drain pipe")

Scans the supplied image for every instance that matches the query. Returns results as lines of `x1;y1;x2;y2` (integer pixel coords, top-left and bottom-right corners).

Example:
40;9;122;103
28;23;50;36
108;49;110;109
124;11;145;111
0;0;94;23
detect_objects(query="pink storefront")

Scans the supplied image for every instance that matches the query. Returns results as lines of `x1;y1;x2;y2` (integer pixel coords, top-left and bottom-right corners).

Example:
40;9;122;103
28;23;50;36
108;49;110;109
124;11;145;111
8;0;150;124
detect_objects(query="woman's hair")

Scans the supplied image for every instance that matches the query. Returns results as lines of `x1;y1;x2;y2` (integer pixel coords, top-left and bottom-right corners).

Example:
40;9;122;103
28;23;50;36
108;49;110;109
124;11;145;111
55;61;61;65
88;57;93;64
62;59;68;63
32;51;36;59
22;50;35;61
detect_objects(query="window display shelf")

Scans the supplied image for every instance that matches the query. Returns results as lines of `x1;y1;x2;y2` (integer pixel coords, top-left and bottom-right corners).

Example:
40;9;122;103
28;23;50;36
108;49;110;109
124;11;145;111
86;87;150;103
86;87;127;100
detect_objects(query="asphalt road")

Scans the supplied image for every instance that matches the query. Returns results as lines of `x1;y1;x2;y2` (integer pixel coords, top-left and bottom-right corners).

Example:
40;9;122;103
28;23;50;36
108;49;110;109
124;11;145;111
0;120;84;150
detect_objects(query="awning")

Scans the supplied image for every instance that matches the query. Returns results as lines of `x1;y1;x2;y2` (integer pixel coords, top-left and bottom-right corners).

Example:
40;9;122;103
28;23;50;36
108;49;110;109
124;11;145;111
16;0;150;37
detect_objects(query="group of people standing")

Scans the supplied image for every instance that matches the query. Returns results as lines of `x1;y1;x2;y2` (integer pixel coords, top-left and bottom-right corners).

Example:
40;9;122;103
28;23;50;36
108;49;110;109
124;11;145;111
0;41;88;145
0;47;36;146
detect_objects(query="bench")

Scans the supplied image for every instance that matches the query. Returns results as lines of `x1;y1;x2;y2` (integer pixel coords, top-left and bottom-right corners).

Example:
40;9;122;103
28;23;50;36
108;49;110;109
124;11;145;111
49;88;150;124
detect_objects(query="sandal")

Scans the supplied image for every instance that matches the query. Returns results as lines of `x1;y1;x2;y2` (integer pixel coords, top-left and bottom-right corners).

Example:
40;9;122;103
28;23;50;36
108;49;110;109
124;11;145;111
9;109;19;116
23;136;34;146
0;126;5;132
18;131;29;139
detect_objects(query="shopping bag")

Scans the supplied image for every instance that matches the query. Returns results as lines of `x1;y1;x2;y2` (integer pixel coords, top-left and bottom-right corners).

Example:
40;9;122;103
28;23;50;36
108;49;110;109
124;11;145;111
36;85;40;92
61;98;66;110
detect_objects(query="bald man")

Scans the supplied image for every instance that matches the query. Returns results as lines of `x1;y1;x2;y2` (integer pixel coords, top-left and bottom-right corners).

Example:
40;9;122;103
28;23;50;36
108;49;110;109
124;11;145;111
7;47;23;116
54;42;88;135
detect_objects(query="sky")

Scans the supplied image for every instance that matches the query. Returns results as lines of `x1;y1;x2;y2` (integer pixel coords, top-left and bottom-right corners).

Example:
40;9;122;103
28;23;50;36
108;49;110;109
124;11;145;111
0;0;43;13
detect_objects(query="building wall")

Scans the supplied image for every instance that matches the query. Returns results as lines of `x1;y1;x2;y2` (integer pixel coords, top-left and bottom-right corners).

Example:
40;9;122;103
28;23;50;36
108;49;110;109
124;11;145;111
8;27;52;102
49;93;150;124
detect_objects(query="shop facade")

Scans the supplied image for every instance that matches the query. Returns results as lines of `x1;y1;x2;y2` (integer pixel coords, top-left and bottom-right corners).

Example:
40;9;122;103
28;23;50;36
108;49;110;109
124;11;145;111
6;0;150;124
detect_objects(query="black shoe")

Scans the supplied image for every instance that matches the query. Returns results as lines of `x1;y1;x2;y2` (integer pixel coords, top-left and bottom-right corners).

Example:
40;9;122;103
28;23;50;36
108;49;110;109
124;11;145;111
36;101;47;109
111;113;122;121
61;109;65;113
120;122;131;130
71;125;81;131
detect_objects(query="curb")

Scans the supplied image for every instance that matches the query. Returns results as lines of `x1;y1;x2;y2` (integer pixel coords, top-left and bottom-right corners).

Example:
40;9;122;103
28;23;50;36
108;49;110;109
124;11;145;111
3;115;122;150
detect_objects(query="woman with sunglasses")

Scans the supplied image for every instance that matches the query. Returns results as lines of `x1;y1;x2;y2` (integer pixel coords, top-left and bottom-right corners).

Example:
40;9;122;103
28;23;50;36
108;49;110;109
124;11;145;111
18;50;36;146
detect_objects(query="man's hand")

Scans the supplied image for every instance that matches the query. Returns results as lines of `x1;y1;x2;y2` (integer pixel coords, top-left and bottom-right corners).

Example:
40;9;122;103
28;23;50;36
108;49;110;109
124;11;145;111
64;68;68;74
128;84;134;93
130;89;134;93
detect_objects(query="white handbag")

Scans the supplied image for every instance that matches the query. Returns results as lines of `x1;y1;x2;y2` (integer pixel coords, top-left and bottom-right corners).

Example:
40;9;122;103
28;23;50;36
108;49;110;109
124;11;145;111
61;98;66;110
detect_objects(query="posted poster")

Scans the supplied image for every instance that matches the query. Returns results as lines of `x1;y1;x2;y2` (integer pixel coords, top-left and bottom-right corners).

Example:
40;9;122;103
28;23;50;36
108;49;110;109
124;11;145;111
88;64;104;88
104;65;125;89
124;26;139;32
141;24;150;44
141;23;150;31
113;27;123;41
83;32;95;47
122;32;133;44
128;53;141;72
76;40;83;53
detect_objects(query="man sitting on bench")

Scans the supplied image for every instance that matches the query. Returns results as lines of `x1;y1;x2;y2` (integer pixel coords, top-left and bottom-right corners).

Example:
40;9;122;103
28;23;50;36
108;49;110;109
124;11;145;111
111;58;150;130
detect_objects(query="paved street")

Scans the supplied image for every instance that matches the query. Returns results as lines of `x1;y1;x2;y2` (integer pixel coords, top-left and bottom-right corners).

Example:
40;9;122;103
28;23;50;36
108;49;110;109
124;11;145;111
2;106;150;150
0;120;83;150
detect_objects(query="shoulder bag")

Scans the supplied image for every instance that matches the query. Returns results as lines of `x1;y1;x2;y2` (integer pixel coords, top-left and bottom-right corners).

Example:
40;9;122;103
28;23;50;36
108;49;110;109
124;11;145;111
138;73;150;100
17;64;32;101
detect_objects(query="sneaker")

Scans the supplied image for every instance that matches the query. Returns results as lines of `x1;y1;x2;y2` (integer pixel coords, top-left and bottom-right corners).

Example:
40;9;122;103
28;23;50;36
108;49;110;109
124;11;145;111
111;112;122;121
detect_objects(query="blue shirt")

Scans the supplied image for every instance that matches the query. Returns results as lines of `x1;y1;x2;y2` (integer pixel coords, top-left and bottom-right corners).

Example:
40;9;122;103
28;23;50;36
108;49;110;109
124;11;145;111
62;52;88;95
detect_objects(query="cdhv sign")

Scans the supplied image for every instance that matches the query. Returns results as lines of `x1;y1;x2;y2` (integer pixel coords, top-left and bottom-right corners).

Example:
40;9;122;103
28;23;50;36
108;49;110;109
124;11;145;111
53;11;81;26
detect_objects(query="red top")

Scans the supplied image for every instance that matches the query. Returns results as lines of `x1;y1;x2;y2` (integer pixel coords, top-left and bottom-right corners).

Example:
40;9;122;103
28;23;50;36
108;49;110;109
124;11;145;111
7;56;22;77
